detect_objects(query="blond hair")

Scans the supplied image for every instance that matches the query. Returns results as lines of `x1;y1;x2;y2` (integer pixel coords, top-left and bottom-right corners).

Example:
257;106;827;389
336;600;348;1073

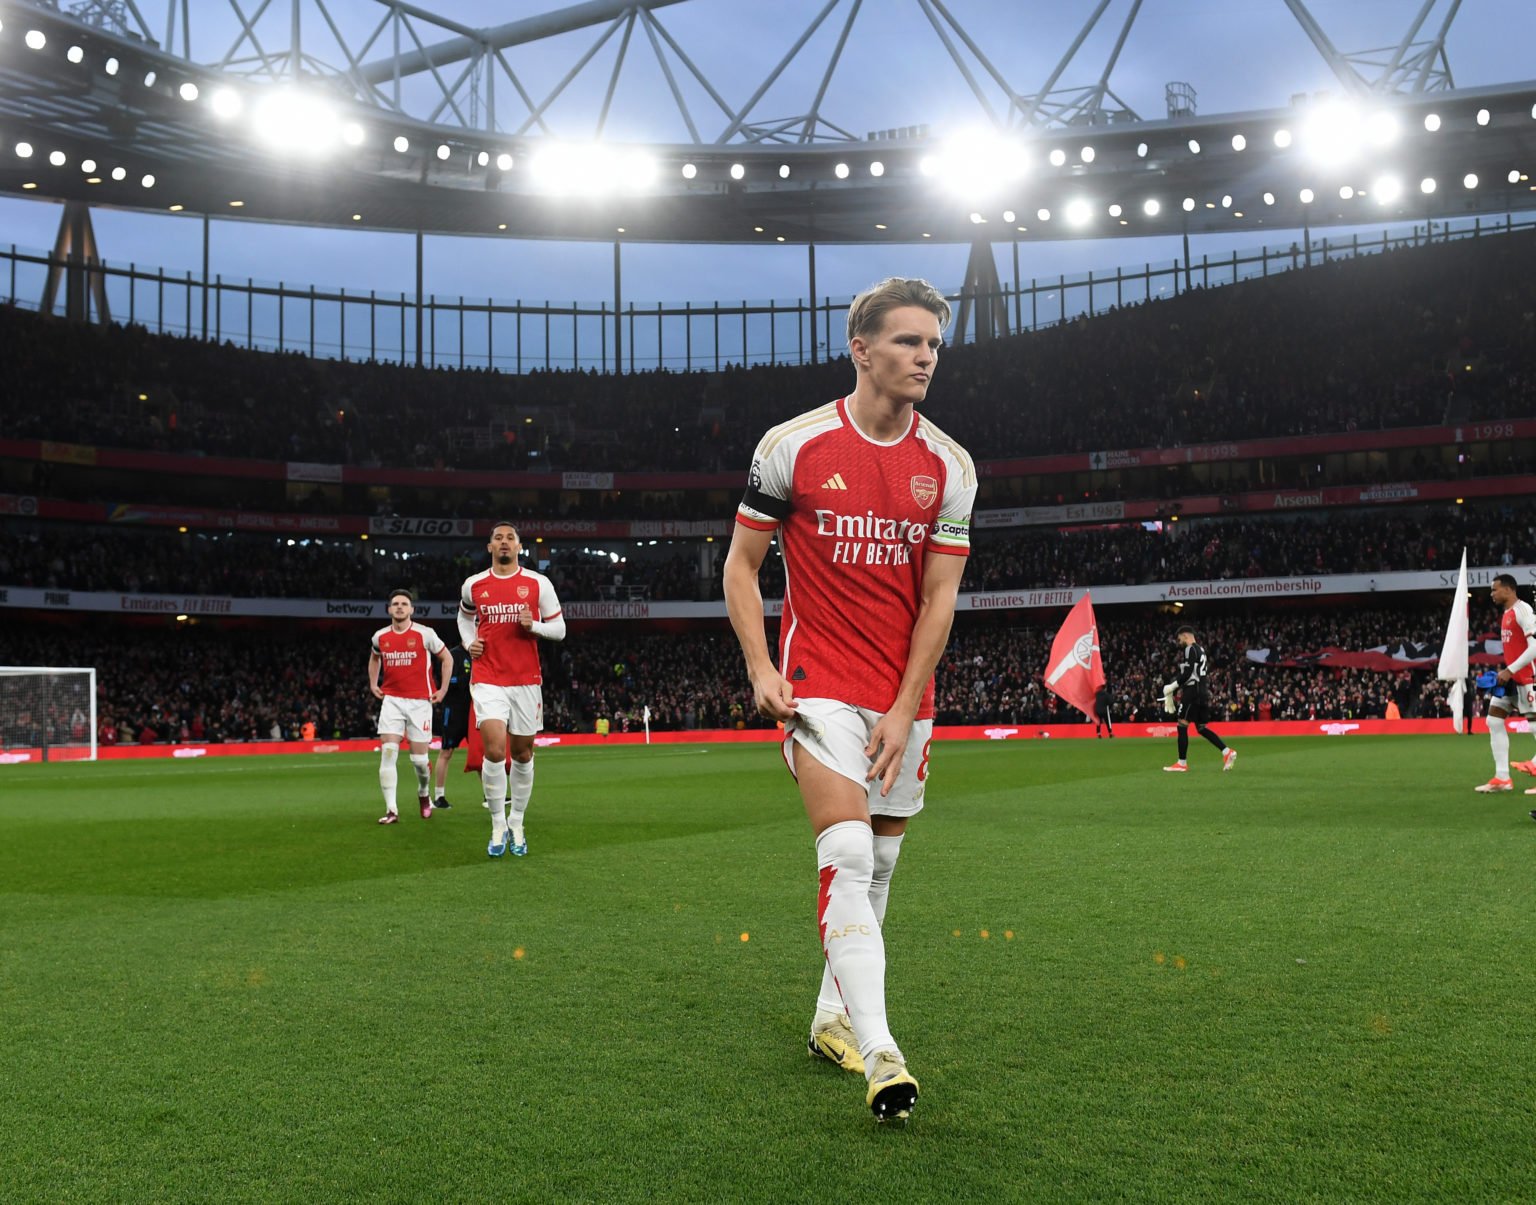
846;277;951;346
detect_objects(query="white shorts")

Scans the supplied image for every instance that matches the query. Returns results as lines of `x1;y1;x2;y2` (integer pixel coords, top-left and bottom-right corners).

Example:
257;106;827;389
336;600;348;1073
471;682;544;735
1492;681;1536;717
781;697;933;818
377;696;432;743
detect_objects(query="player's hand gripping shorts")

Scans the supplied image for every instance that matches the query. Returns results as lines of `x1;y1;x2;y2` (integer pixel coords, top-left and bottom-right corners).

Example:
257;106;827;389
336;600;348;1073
470;682;545;736
377;695;433;743
782;697;933;818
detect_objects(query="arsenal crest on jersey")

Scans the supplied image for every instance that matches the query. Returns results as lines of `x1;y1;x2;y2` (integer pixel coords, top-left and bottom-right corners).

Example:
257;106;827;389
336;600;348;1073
516;585;530;600
910;475;938;510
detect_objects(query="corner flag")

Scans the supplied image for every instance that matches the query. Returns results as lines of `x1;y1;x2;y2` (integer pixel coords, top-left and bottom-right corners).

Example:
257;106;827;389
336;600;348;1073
1045;592;1106;721
1437;548;1469;732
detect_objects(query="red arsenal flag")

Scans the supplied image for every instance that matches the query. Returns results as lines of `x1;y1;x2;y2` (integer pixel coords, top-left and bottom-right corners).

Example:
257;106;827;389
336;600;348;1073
1044;592;1106;720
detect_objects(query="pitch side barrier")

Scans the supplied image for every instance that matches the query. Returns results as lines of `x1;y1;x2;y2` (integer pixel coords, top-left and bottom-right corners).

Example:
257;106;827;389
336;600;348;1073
0;718;1497;764
3;563;1533;621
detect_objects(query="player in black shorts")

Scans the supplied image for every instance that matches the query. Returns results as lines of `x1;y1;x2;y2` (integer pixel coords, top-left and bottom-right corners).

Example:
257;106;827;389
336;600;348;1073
1161;625;1236;773
431;645;473;808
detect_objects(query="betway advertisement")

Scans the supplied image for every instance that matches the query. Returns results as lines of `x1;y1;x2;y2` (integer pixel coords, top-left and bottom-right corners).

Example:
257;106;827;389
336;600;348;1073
4;563;1532;620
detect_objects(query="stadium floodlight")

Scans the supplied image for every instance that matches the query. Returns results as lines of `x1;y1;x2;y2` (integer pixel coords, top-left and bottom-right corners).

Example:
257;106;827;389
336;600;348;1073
530;143;656;195
1065;199;1091;227
1048;148;1066;166
1299;187;1315;203
730;163;745;180
1373;174;1403;202
778;163;790;178
1143;198;1160;215
143;70;156;87
1476;108;1491;127
1231;134;1247;151
968;212;985;224
1187;139;1201;154
1463;173;1478;189
1423;113;1441;132
1420;176;1436;193
869;161;884;177
1273;128;1292;148
104;57;119;76
928;128;1029;201
1365;112;1399;147
141;173;155;188
48;150;65;166
393;135;409;153
341;123;364;147
179;82;199;102
1080;146;1095;163
1136;142;1148;157
253;90;341;156
1301;101;1393;166
1511;170;1523;184
25;29;45;50
1221;194;1232;208
496;153;513;171
1107;203;1122;217
210;88;243;120
80;159;96;172
110;165;126;180
66;45;84;64
1036;207;1051;221
14;142;32;158
681;162;696;179
1181;196;1195;212
834;162;850;179
475;150;489;167
1262;191;1275;205
435;144;451;161
1002;209;1016;222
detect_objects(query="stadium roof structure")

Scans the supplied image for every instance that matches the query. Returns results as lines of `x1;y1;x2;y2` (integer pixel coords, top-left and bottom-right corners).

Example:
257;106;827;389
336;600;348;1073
0;0;1534;245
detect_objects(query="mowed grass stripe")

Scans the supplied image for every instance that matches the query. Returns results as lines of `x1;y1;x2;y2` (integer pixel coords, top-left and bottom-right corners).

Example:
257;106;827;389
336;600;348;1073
2;737;1534;1202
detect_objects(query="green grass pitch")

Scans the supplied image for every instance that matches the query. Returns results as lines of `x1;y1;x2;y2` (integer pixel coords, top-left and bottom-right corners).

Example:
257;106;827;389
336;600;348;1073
3;735;1535;1202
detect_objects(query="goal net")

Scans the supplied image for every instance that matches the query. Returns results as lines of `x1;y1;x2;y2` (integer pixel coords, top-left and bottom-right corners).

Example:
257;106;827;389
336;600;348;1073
0;666;97;763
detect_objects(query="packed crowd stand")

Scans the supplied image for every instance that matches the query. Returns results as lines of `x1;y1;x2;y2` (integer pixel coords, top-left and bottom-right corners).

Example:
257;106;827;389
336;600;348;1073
4;501;1531;602
5;230;1536;474
1;605;1480;751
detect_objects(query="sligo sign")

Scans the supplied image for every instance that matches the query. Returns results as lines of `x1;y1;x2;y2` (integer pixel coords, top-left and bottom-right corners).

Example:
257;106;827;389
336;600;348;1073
367;517;475;537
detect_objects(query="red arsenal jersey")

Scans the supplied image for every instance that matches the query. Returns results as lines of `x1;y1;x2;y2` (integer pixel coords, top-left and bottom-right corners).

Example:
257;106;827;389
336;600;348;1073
459;566;563;687
736;397;976;718
371;622;445;700
1502;599;1535;686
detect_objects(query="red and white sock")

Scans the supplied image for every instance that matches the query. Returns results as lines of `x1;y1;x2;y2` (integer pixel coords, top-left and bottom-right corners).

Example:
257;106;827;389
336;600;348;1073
816;820;895;1060
816;832;904;1019
378;742;399;813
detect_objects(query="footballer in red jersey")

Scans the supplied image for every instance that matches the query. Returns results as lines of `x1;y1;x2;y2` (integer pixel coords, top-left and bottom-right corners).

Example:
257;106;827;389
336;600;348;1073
1479;573;1536;797
458;521;565;858
724;277;976;1123
369;589;452;825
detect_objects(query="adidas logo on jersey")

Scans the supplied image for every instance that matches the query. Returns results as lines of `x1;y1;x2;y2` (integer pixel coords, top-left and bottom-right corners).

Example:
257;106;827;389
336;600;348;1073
821;473;848;490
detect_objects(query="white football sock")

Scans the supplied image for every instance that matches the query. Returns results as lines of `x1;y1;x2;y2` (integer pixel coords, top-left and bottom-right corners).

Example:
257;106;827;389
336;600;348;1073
1489;715;1510;779
378;743;399;812
815;820;895;1062
409;753;431;796
482;759;508;833
817;832;904;1018
508;757;534;840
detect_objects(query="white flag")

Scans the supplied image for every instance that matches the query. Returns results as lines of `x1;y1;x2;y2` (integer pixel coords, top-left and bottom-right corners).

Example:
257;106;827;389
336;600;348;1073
1437;548;1469;733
